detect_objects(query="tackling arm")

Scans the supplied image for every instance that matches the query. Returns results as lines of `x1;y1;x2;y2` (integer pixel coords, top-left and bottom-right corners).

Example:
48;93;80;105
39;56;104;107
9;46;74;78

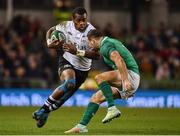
110;51;128;81
84;50;100;60
110;51;132;91
63;43;100;60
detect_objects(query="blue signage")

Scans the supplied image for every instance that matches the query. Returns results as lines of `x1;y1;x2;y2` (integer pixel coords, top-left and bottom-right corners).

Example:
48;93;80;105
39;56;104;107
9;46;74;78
0;89;180;108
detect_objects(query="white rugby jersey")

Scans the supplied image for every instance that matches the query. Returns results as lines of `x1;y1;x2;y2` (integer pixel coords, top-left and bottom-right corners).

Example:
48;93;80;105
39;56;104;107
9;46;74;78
55;21;95;71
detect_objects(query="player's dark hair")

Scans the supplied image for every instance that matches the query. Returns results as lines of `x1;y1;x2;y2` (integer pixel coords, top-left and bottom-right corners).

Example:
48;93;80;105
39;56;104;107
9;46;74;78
87;29;103;39
72;7;87;18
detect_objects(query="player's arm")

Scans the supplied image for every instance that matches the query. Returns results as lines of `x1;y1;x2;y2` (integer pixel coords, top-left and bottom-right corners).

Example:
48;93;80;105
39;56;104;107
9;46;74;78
63;43;100;59
46;26;62;49
84;49;100;60
110;51;132;90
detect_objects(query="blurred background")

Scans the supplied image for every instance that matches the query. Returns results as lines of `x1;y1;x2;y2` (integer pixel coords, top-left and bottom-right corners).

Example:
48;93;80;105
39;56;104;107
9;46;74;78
0;0;180;107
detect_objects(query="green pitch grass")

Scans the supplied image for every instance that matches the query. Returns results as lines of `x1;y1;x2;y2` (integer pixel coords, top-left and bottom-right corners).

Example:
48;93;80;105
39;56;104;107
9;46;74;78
0;107;180;135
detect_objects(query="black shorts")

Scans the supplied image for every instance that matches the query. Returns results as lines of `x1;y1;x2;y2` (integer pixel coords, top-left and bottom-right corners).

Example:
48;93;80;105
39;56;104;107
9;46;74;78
58;58;89;90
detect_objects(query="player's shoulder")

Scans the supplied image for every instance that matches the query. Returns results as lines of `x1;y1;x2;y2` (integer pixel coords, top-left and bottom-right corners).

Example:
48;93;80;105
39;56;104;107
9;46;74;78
66;21;74;27
82;22;95;35
86;22;95;31
103;37;121;46
56;21;74;30
87;22;95;29
101;37;112;45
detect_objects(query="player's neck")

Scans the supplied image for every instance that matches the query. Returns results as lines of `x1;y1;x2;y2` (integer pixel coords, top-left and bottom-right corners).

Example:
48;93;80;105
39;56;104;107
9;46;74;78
99;37;104;46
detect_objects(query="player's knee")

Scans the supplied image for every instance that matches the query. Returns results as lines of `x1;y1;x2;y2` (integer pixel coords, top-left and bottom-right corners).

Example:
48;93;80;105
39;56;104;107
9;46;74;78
95;75;103;84
58;79;76;93
90;94;99;103
90;92;104;104
65;79;76;91
66;82;75;90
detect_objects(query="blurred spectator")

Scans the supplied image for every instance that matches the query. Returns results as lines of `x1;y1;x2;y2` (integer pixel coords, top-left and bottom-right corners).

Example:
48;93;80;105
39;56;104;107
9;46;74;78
26;54;42;78
156;62;170;81
0;58;4;79
13;66;29;88
53;0;71;23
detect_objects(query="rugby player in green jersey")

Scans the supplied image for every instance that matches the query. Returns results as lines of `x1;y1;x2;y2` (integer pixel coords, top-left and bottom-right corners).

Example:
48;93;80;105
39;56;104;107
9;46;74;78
65;29;140;133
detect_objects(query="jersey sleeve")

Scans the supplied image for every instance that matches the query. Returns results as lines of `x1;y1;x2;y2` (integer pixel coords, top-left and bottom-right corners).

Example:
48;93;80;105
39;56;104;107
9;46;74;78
87;22;96;30
55;21;67;30
101;43;116;59
85;23;96;51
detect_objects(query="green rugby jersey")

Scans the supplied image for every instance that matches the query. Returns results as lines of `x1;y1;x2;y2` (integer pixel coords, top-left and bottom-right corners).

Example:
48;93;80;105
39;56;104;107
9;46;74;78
100;37;139;75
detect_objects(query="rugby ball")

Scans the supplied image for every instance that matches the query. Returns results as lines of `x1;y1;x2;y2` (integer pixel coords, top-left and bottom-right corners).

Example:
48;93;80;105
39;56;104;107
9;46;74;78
51;30;66;44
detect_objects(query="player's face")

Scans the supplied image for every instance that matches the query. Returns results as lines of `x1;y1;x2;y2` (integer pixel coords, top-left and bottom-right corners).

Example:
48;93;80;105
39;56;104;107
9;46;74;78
73;13;87;32
88;37;99;51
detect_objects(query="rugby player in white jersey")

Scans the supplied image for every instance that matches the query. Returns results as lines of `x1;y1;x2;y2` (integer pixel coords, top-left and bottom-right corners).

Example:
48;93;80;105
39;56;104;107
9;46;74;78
32;7;99;128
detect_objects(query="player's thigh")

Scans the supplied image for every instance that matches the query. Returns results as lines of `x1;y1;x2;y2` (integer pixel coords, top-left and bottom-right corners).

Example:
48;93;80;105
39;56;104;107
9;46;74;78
60;68;75;81
74;69;89;90
91;87;121;104
95;70;122;87
58;63;75;81
58;57;76;81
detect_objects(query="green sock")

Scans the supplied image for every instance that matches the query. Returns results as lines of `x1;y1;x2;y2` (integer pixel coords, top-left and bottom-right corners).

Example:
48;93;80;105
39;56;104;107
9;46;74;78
80;102;99;126
99;81;114;107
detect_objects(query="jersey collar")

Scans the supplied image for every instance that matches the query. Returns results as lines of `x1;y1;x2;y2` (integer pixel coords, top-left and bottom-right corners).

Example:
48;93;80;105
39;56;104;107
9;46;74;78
100;36;108;47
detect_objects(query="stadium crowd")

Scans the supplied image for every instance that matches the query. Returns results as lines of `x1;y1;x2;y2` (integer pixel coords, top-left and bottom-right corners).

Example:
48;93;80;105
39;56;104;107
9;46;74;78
0;15;179;88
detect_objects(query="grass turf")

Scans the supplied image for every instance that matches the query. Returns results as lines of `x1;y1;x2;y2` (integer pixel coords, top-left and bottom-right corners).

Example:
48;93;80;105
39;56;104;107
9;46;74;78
0;107;180;135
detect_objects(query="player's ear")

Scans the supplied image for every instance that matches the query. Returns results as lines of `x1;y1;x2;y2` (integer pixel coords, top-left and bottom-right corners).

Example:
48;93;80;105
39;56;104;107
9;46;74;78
92;39;97;45
71;13;76;22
